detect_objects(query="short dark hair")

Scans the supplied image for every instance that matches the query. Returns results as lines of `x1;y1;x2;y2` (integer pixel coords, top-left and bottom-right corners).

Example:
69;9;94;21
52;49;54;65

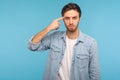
61;3;82;17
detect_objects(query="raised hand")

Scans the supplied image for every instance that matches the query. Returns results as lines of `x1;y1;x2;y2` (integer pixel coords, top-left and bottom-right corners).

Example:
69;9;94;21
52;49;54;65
31;17;64;43
47;17;64;31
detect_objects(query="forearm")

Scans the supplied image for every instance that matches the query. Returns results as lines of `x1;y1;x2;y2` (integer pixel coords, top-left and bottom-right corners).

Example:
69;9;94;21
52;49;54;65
31;27;51;44
31;17;63;44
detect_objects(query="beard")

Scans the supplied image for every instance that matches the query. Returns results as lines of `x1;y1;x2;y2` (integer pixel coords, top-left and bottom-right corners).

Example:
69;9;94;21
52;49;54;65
66;24;78;32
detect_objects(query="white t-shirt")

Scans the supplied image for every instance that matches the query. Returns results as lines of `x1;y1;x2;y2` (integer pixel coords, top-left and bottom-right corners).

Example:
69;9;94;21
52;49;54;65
58;36;77;80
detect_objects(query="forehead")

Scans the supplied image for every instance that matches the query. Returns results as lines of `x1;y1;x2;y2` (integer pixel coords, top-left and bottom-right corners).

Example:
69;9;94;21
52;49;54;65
64;10;79;17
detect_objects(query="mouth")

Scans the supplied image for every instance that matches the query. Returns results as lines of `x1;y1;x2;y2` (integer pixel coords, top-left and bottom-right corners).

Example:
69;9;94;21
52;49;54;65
69;25;74;28
68;26;74;30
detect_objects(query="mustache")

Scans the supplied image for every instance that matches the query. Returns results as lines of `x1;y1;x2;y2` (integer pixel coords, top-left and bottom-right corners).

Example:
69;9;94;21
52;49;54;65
69;24;74;27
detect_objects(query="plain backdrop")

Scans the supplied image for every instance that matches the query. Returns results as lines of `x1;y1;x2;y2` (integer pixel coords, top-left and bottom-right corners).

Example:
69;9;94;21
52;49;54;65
0;0;120;80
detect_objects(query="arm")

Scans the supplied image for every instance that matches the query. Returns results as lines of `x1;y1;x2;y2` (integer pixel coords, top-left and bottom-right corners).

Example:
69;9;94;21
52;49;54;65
31;17;64;44
89;40;100;80
28;17;64;51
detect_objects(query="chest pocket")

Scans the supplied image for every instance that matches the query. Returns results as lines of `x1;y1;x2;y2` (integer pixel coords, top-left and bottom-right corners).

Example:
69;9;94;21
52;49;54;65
75;54;89;69
50;45;61;60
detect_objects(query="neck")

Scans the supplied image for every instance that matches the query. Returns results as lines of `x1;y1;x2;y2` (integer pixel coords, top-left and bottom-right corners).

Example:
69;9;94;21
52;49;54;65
66;29;79;40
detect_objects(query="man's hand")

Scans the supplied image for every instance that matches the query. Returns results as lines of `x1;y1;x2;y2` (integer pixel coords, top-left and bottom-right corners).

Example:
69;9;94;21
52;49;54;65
47;17;64;31
31;17;64;43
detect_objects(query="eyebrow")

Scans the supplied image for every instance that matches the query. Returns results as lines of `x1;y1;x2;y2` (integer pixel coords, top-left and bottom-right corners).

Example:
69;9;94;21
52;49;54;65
64;16;77;18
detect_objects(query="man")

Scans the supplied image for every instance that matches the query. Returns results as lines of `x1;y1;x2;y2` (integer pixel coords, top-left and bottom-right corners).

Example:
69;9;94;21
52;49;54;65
28;2;100;80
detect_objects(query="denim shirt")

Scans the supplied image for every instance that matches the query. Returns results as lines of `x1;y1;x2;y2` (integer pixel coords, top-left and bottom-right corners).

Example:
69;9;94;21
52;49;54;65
28;31;100;80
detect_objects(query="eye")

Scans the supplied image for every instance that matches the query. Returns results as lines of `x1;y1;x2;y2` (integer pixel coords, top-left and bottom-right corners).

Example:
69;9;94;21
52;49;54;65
64;17;69;20
73;17;77;20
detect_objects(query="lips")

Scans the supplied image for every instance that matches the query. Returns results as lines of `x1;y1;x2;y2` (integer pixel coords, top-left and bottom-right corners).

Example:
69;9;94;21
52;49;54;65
68;26;74;31
69;25;74;29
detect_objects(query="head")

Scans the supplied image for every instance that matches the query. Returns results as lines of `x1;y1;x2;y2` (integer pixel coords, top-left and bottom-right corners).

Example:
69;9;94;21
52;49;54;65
61;3;82;32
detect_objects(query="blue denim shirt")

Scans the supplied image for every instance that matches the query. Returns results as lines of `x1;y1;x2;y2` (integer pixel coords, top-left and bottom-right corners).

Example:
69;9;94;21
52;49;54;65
28;31;100;80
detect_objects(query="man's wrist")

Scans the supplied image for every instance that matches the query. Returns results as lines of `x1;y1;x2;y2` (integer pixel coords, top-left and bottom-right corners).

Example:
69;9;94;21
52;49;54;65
46;26;53;32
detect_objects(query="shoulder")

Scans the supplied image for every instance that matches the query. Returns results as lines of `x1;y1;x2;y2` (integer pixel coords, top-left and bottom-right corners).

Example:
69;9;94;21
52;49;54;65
83;33;96;42
81;32;97;47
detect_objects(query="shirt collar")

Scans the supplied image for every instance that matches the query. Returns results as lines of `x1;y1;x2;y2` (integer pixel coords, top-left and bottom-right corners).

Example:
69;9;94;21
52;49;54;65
61;30;85;43
77;31;84;43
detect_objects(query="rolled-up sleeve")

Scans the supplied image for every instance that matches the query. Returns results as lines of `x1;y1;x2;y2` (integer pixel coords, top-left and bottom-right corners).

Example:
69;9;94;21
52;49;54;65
89;40;100;80
28;34;51;51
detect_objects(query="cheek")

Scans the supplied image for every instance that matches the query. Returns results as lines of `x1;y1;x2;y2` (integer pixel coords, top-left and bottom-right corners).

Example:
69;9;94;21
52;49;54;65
74;20;79;24
64;20;69;25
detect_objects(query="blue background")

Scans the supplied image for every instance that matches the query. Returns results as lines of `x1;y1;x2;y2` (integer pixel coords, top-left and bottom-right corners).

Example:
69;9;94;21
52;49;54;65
0;0;120;80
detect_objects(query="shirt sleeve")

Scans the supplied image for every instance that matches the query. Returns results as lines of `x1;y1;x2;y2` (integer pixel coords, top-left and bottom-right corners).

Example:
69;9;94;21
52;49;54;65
89;40;100;80
28;34;51;51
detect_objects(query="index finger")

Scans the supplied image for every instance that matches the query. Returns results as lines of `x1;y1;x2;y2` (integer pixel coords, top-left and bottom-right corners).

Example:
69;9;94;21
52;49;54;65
56;17;64;21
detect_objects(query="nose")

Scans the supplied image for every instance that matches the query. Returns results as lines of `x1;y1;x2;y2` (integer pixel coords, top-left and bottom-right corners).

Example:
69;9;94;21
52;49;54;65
69;19;73;25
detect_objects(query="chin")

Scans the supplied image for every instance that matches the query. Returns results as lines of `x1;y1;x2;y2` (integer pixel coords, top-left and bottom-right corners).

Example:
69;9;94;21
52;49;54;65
68;28;78;32
68;29;76;32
